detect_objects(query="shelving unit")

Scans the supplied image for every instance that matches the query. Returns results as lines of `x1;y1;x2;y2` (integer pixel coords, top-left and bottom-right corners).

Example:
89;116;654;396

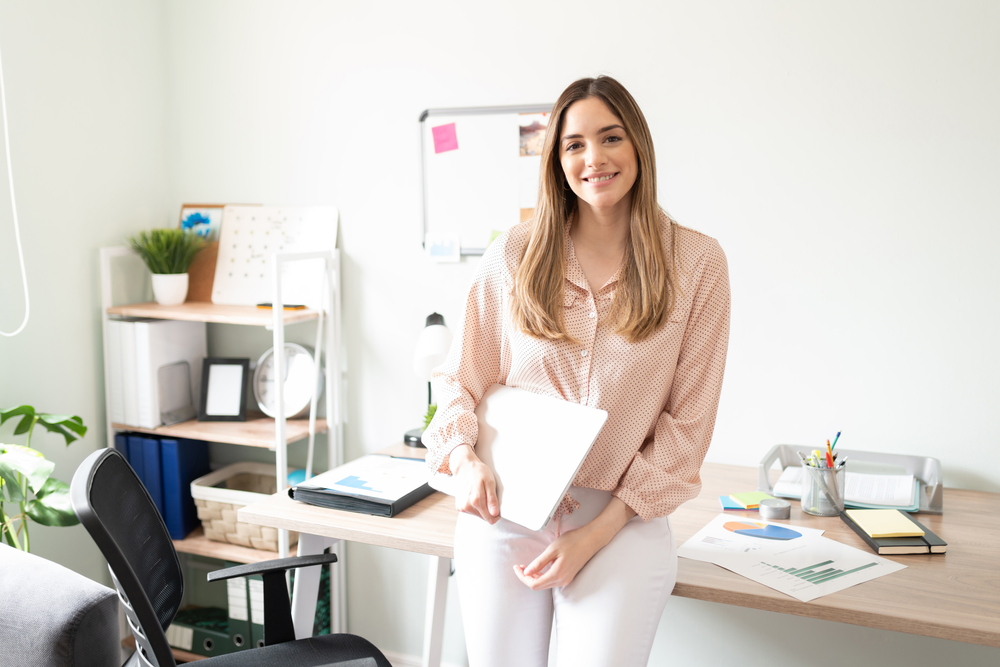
173;526;297;563
99;244;346;644
106;301;320;326
110;414;327;449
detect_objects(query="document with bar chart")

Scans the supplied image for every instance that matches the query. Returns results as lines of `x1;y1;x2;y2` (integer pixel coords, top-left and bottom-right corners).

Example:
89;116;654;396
712;535;906;602
679;513;906;602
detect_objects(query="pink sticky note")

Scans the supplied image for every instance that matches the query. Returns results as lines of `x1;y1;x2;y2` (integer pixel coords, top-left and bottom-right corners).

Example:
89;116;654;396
432;123;459;154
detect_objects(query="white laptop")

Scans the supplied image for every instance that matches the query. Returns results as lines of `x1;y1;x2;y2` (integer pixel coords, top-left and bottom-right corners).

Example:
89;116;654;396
429;384;608;531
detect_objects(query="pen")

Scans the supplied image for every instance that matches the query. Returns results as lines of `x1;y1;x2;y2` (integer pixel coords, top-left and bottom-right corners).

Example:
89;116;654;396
831;431;841;450
825;440;834;468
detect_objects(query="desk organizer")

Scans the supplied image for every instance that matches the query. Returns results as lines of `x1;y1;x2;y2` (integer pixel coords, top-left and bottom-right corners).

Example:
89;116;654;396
757;445;944;514
191;462;299;551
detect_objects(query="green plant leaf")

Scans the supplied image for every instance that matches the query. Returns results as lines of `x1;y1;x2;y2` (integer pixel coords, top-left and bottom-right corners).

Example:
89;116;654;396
127;228;206;274
1;405;35;426
422;403;438;430
37;414;87;445
0;467;25;502
0;444;54;496
2;405;37;435
25;479;79;527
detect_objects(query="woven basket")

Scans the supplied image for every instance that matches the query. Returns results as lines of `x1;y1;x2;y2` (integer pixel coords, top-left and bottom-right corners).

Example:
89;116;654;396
190;462;298;552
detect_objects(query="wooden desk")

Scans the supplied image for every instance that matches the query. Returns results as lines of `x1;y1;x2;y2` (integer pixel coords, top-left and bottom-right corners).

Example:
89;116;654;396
239;454;1000;666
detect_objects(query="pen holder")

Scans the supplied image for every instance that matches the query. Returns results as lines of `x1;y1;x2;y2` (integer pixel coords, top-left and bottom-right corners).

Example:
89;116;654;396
800;463;846;516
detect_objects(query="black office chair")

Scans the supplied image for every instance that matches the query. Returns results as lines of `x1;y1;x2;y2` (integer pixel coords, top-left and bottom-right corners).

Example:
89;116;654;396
70;447;391;667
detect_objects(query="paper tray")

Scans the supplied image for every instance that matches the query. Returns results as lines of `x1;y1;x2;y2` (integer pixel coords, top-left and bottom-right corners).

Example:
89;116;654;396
757;444;943;514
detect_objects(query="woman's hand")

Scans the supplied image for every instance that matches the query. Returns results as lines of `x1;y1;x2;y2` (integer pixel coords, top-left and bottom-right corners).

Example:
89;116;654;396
513;527;601;590
513;497;637;590
448;444;500;524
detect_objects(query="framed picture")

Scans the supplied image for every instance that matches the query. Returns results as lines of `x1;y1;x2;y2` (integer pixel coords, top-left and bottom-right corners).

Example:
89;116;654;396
179;204;225;242
198;358;250;422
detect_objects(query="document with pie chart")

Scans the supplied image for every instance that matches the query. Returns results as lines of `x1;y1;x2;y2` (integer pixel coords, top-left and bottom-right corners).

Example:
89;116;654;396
679;513;906;602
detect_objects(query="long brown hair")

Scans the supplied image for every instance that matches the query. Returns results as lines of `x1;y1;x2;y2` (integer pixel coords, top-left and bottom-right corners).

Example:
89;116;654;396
511;75;680;343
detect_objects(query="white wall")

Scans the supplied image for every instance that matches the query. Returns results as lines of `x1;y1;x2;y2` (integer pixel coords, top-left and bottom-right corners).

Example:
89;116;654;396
0;0;169;581
2;1;996;665
160;2;1000;665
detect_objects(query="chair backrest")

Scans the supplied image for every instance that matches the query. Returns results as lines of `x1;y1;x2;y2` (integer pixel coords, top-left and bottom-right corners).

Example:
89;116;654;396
71;447;181;667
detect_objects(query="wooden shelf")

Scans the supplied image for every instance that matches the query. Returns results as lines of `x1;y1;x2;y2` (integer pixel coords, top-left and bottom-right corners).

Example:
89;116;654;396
107;301;319;326
112;414;326;448
173;525;297;564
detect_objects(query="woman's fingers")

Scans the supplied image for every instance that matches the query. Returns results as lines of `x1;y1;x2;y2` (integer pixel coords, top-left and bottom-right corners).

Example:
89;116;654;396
457;476;500;524
485;478;500;517
523;547;555;578
454;462;500;524
514;558;565;591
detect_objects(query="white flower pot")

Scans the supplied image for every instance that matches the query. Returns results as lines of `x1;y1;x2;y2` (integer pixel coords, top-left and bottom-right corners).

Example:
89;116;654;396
151;273;189;306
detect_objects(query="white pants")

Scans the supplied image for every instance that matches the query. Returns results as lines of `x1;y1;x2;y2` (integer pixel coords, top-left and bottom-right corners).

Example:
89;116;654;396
454;487;677;667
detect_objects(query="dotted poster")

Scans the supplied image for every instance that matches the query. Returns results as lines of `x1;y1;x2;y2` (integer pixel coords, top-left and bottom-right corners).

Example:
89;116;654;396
211;206;338;309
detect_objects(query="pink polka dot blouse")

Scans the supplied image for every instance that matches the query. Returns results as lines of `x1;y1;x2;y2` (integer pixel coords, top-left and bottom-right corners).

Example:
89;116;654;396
424;213;731;521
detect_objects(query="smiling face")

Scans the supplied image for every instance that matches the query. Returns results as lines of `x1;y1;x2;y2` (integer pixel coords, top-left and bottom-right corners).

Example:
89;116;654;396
559;96;638;219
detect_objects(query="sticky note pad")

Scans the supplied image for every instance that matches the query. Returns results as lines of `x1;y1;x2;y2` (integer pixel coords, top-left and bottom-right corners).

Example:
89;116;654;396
845;509;925;538
432;123;459;154
728;492;776;509
719;495;756;511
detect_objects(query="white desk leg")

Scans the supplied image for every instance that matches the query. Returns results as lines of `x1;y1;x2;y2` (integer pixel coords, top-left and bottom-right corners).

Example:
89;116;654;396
291;532;335;639
422;556;450;667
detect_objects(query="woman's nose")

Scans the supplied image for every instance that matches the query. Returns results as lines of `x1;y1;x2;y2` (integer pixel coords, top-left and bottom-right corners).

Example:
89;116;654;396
585;144;606;169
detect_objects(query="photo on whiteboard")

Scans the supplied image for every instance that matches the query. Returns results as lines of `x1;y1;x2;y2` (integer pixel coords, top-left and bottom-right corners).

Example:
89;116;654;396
179;204;225;242
519;113;548;157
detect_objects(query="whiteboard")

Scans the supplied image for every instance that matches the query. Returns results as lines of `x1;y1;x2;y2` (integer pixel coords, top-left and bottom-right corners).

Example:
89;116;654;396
212;205;338;309
420;104;553;255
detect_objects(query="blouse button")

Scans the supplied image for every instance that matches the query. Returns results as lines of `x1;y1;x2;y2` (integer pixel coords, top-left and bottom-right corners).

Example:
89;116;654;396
589;311;596;318
581;350;588;357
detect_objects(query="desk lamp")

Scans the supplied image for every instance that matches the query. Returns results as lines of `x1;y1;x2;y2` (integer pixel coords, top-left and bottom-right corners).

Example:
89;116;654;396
405;313;453;447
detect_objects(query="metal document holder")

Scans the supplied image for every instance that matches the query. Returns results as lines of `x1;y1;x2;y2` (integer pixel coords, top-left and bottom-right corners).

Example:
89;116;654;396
757;444;944;514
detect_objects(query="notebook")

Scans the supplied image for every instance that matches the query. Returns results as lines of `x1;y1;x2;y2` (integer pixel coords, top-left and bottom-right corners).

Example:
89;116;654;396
429;384;609;531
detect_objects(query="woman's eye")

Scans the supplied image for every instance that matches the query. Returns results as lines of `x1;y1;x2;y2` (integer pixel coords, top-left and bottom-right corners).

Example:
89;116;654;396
565;142;582;151
606;135;622;144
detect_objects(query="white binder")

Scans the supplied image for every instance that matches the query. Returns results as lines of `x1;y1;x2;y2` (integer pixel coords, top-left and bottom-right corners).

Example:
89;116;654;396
430;384;608;531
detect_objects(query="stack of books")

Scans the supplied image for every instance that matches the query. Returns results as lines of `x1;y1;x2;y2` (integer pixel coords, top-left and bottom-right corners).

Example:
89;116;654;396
107;319;207;428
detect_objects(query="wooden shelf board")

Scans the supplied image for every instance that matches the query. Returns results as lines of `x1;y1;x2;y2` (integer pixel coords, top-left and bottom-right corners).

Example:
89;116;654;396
173;525;297;564
107;301;319;326
112;414;326;448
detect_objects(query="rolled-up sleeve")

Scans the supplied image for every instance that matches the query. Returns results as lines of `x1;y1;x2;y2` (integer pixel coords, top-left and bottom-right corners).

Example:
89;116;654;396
613;241;731;521
423;237;508;474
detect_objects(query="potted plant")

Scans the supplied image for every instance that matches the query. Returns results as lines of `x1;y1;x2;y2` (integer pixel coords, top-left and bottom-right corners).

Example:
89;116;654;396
127;228;206;306
0;406;87;552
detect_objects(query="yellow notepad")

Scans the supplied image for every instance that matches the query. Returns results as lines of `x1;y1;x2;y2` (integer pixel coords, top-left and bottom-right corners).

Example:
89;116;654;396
728;492;775;509
845;509;925;538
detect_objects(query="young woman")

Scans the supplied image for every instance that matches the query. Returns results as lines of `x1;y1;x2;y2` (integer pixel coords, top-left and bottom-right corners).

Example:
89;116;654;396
423;75;731;667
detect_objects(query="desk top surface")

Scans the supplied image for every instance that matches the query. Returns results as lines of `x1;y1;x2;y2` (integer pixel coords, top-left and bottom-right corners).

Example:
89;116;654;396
238;445;1000;648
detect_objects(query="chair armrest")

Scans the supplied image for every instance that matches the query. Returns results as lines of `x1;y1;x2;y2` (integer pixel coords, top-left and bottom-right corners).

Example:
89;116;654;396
206;552;338;583
206;552;338;646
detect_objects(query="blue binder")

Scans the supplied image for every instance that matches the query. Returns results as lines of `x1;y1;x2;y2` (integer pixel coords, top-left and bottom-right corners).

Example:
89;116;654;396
127;435;146;485
142;437;164;518
160;438;210;539
114;433;130;466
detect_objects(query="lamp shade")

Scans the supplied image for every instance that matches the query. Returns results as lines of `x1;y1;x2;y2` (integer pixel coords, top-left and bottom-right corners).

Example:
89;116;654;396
413;314;453;381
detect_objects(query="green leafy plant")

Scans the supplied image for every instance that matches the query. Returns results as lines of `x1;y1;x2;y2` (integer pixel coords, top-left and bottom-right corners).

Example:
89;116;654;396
422;403;437;430
127;228;206;275
0;406;87;551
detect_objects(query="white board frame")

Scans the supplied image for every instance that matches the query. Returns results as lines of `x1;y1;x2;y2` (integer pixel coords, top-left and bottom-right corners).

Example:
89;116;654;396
420;104;553;256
